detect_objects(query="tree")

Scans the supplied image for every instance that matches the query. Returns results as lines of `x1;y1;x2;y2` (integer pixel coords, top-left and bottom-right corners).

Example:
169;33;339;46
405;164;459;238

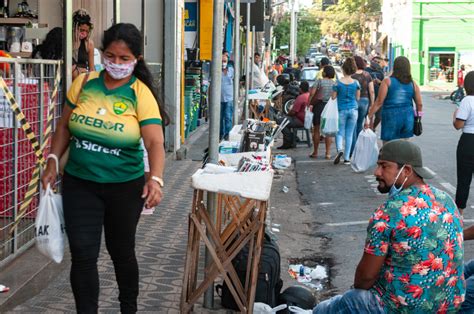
310;0;381;48
273;9;322;59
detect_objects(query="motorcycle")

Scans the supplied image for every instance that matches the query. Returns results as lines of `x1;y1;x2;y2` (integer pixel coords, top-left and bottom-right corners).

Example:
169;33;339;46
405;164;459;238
275;73;300;114
450;87;464;104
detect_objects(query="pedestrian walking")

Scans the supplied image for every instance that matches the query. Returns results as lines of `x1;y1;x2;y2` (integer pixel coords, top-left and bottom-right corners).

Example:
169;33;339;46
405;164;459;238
41;23;168;313
309;65;336;159
220;52;234;140
364;57;385;131
365;56;423;143
453;71;474;215
351;56;375;156
455;64;466;100
314;140;465;313
332;57;360;165
72;9;95;80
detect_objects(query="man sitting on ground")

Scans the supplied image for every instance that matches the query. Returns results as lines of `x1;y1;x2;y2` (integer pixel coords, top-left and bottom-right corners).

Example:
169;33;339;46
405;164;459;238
277;81;310;149
314;140;465;313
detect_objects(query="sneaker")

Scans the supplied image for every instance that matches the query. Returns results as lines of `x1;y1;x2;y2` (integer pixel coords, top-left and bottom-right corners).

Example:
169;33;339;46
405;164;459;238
343;160;351;165
334;151;343;165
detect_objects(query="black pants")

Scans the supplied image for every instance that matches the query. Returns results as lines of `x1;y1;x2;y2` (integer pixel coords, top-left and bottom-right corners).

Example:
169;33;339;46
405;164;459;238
277;116;304;146
456;133;474;209
62;173;144;314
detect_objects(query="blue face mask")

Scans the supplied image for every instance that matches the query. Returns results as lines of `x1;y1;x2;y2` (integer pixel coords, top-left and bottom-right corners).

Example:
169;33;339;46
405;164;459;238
388;165;408;198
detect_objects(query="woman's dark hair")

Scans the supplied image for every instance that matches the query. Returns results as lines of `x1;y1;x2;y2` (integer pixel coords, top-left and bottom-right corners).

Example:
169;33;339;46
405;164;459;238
323;65;335;79
102;23;170;126
392;56;412;84
464;71;474;96
353;56;366;70
32;27;62;60
342;57;357;75
73;9;93;29
300;80;309;93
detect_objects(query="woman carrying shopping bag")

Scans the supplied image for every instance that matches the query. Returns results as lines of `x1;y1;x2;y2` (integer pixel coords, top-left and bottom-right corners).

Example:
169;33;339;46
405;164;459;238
365;56;423;143
309;65;336;159
41;23;168;313
332;58;360;165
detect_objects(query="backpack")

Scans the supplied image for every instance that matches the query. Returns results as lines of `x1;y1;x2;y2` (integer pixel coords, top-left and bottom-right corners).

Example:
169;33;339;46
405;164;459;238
217;232;283;310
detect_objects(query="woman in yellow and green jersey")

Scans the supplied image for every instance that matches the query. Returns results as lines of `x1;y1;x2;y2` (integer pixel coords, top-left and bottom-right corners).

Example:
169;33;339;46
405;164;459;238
41;23;168;313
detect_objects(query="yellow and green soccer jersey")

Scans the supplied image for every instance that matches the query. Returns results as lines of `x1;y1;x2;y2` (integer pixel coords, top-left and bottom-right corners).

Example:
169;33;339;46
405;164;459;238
65;71;162;183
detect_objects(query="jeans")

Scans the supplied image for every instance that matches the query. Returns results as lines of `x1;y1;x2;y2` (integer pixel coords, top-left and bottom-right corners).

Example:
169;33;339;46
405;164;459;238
313;289;385;314
456;133;474;209
351;97;370;156
460;260;474;313
220;101;234;139
336;108;358;161
63;173;144;314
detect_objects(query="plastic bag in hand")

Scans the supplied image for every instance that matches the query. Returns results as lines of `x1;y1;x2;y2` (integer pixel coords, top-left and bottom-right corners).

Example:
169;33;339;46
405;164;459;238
35;184;65;263
320;98;338;136
351;129;379;173
304;106;313;130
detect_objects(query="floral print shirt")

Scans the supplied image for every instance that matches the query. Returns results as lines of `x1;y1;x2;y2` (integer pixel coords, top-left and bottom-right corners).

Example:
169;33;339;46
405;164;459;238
365;184;465;313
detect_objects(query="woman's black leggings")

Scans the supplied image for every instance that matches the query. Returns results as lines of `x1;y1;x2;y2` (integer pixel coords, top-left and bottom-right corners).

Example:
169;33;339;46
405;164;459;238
456;133;474;209
62;173;144;314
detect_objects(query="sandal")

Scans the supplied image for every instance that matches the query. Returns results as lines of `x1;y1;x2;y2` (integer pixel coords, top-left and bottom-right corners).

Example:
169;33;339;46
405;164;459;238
325;154;331;160
309;154;318;159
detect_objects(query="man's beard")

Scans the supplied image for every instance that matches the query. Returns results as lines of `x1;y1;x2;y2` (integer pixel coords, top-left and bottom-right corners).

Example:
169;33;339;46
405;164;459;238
376;178;391;194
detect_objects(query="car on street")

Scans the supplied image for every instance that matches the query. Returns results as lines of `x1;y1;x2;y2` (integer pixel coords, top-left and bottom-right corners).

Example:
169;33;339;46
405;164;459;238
300;66;319;86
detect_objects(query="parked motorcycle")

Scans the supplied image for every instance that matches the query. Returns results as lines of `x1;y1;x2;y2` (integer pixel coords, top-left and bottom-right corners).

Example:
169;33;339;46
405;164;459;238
275;73;300;114
450;87;464;104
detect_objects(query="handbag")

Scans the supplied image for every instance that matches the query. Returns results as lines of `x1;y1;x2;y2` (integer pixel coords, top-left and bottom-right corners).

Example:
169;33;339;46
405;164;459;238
59;73;90;174
412;82;422;136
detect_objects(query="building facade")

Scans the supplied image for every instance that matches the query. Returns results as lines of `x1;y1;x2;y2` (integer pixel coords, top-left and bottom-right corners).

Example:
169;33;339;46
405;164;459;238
382;0;474;86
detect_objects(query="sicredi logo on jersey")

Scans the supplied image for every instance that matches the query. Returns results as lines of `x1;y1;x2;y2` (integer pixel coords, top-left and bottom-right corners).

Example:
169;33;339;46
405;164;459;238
70;112;125;132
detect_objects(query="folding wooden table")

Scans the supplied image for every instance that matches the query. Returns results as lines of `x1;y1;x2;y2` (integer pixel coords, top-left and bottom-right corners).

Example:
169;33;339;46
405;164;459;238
180;170;273;314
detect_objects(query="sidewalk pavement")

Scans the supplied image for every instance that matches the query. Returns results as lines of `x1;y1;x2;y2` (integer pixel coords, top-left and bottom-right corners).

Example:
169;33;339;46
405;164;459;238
1;122;330;313
5;126;211;313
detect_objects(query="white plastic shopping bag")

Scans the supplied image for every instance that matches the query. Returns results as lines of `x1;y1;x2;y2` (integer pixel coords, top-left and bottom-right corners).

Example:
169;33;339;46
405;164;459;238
304;106;313;130
254;302;287;314
35;184;65;263
320;98;338;136
351;129;379;173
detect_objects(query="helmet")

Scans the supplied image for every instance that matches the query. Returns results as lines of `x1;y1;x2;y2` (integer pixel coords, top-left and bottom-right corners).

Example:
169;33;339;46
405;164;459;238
276;74;290;86
278;286;316;312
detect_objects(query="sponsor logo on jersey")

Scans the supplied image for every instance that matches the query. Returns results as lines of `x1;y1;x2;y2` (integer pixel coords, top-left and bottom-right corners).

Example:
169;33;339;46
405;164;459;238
74;137;121;156
70;113;125;132
113;102;128;115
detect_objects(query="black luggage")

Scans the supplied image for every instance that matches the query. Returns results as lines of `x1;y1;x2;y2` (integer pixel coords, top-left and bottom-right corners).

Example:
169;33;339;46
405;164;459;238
217;233;283;310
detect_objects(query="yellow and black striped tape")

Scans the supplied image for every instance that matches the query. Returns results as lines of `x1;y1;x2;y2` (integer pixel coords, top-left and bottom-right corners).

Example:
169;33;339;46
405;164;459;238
1;66;62;233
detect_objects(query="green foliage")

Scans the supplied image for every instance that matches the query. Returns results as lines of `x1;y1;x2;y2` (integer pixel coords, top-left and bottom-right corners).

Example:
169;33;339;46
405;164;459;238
273;10;322;57
310;0;381;45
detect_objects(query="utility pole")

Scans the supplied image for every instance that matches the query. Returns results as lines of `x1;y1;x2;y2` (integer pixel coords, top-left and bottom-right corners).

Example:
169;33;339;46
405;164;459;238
244;2;251;120
233;0;240;125
203;0;224;308
289;0;298;64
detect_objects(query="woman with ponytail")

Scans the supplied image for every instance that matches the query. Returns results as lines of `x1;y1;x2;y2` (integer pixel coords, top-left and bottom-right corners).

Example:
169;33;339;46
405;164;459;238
41;23;168;313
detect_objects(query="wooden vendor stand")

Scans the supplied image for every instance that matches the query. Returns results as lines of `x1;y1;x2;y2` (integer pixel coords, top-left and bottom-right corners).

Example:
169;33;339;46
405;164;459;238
180;169;274;313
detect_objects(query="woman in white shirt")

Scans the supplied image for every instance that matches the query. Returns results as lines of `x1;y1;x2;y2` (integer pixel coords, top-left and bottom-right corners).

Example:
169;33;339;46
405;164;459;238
453;71;474;215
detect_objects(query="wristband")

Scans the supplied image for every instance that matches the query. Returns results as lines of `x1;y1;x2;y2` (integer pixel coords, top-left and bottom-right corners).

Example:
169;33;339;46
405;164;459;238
47;154;59;174
150;176;164;187
415;111;423;117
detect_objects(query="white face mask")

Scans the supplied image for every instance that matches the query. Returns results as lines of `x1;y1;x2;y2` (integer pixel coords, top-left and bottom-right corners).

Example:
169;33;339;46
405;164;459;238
222;62;228;69
103;58;137;80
